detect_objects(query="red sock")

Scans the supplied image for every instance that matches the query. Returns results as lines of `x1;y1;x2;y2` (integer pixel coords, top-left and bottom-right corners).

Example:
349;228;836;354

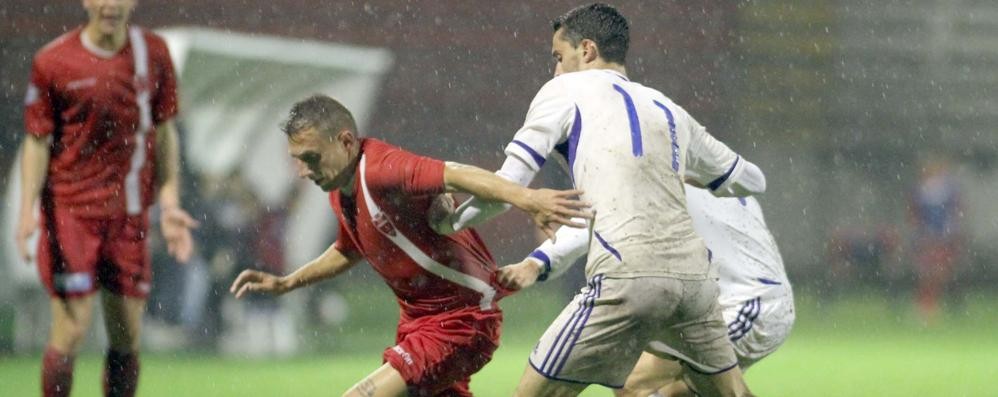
42;346;75;397
103;349;140;397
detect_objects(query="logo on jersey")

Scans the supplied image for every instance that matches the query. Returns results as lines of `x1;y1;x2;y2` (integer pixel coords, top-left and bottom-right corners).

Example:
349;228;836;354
66;77;97;91
24;83;40;105
391;345;414;366
373;212;397;237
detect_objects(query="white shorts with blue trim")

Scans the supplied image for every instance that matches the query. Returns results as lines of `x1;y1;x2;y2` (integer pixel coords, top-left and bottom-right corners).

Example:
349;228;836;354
721;291;795;369
528;275;737;388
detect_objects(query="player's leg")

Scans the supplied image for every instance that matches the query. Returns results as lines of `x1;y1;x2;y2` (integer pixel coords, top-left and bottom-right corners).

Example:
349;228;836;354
342;363;408;397
37;208;102;397
683;365;752;397
101;291;146;397
615;352;683;397
514;366;588;397
44;296;97;397
100;214;155;396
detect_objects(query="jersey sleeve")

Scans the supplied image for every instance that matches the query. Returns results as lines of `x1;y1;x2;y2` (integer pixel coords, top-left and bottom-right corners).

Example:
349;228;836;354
526;218;590;281
24;56;55;137
373;146;446;197
503;78;576;171
332;221;360;256
149;34;179;124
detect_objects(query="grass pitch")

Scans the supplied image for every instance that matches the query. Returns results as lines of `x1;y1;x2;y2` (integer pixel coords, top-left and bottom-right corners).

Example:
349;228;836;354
1;288;996;396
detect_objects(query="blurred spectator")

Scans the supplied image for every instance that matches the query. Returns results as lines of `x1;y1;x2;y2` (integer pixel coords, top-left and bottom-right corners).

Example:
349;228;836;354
908;156;963;324
826;226;902;300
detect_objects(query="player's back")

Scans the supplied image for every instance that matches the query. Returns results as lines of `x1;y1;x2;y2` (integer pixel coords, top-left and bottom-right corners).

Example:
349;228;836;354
685;187;791;305
557;70;708;280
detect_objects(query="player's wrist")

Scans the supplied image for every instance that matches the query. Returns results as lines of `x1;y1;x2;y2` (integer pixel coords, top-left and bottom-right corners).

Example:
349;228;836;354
527;251;552;281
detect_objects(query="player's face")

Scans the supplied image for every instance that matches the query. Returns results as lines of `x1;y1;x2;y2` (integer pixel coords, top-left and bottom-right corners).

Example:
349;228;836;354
551;28;583;76
82;0;136;35
288;127;355;192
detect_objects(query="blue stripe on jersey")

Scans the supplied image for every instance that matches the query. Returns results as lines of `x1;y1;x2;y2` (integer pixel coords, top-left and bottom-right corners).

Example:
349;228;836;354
594;231;622;261
567;106;582;180
612;84;643;157
707;156;740;191
738;197;748;206
512;140;547;168
529;250;553;281
653;100;681;171
757;277;782;285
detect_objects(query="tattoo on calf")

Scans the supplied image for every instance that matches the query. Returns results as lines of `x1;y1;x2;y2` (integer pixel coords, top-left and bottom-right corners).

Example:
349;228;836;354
357;379;377;397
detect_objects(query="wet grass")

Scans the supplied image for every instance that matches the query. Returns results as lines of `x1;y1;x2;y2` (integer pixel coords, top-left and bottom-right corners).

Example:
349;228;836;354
1;288;996;396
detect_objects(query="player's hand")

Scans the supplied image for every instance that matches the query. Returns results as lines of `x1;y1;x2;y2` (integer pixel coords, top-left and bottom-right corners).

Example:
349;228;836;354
160;206;199;264
15;209;38;264
427;193;457;235
497;259;543;291
522;188;592;242
230;269;291;299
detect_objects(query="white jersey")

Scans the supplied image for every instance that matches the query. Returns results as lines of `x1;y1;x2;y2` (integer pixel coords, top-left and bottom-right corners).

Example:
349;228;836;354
684;187;791;306
505;69;751;279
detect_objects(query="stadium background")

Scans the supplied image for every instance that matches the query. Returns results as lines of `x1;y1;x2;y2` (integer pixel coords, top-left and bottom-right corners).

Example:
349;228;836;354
1;0;996;395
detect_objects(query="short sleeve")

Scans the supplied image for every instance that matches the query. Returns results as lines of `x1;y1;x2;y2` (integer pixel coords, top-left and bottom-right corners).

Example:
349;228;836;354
333;221;360;256
24;56;55;137
503;77;576;171
149;35;179;124
374;146;446;197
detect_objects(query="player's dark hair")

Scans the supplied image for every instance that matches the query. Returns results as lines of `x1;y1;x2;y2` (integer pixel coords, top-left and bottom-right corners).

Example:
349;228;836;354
552;3;629;65
282;94;357;138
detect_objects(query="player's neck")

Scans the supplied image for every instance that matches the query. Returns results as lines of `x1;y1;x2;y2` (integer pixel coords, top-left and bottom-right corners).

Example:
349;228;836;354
583;61;627;78
82;24;129;54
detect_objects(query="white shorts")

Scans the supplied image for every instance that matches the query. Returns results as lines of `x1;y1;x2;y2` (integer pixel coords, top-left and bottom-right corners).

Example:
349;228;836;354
722;291;795;369
528;275;738;388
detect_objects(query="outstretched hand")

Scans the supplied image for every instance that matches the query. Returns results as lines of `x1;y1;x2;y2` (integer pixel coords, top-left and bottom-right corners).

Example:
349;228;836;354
522;188;592;241
230;269;291;299
160;206;199;264
497;259;543;291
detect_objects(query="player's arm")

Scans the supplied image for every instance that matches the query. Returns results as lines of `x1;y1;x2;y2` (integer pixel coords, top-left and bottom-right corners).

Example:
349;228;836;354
432;77;576;235
15;134;51;262
155;120;199;263
442;161;590;241
230;244;363;299
685;117;766;197
430;155;538;235
497;219;590;290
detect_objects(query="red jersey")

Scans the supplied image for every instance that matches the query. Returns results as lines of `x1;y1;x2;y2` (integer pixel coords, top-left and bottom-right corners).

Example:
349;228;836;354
24;26;178;218
331;139;510;319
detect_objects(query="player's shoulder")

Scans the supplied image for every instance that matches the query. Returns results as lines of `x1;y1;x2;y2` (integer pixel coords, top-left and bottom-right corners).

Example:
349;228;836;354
34;27;83;63
132;26;173;57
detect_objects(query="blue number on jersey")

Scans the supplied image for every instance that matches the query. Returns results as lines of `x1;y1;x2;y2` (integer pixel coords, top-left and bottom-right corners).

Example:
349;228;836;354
612;84;643;157
653;100;681;171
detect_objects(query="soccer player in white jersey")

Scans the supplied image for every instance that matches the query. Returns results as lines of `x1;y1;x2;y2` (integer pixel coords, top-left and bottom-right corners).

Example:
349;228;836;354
492;186;795;397
617;187;795;397
432;4;764;396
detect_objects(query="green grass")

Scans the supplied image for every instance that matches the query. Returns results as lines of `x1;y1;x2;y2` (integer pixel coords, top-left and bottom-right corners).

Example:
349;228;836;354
2;288;997;396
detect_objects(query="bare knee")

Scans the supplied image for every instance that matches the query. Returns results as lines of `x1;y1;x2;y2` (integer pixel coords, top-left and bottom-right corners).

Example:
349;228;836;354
49;320;88;353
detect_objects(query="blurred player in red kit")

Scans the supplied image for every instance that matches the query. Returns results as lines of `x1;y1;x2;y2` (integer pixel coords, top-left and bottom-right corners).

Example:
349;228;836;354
230;95;590;396
14;0;197;396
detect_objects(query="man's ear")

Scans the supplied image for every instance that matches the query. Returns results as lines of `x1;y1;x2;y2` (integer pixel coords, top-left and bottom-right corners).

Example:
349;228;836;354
581;39;600;63
336;129;357;151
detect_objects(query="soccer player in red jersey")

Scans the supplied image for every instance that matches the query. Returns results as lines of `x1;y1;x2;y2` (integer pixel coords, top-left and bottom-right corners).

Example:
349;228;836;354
14;1;197;396
230;95;590;397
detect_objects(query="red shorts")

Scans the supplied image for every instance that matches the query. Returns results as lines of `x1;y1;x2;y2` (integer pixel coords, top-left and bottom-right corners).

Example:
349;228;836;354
384;307;503;397
37;206;152;299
